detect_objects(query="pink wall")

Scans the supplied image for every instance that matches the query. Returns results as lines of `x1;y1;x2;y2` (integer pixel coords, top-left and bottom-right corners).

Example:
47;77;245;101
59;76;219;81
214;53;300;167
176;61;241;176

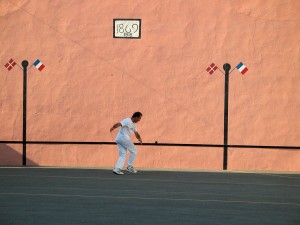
1;0;299;172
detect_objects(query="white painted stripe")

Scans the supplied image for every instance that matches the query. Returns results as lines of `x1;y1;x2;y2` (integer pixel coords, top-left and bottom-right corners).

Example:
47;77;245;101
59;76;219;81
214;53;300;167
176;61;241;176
1;167;299;174
0;174;299;187
0;192;299;206
13;186;300;199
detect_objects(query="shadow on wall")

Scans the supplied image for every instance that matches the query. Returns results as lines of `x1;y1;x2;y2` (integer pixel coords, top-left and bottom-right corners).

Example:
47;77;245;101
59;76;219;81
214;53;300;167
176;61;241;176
0;144;37;166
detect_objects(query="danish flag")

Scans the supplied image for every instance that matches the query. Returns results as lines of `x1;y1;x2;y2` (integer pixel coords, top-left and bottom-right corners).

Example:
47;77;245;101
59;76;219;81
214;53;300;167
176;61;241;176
5;59;17;71
206;63;218;75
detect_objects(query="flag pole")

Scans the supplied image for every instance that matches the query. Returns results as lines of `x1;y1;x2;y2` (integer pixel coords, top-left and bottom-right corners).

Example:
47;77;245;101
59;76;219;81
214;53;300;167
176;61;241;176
217;67;225;75
206;62;247;170
229;67;236;74
21;60;29;166
223;63;231;170
28;64;34;71
16;63;23;70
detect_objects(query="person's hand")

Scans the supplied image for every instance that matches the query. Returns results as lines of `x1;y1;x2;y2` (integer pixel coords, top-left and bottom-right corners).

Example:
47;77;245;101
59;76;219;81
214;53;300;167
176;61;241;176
110;127;114;132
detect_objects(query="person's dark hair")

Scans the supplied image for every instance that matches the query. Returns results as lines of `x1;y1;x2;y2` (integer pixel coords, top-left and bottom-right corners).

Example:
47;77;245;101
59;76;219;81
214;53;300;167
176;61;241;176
132;112;142;118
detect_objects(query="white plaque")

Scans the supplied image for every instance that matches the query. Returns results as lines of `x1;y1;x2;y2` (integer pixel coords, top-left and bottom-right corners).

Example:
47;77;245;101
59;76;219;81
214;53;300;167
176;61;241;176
113;19;141;39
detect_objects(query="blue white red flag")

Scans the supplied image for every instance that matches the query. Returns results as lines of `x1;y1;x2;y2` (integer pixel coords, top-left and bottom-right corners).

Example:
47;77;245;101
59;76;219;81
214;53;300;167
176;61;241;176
33;59;45;71
236;62;248;75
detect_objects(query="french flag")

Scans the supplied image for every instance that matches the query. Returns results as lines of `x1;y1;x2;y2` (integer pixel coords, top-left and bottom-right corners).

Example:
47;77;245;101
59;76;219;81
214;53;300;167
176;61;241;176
33;59;45;71
236;62;248;75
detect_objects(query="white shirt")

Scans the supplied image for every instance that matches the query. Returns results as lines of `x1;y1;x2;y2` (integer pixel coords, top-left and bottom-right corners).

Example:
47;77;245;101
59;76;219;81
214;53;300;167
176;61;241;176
116;118;137;141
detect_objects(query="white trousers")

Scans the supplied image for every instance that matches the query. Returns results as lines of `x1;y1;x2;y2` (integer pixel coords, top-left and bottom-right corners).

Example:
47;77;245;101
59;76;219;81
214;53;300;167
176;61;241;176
115;138;137;169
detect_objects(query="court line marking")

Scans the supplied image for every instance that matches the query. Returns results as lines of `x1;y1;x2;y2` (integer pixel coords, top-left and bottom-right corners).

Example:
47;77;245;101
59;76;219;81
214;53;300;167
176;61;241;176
1;174;300;187
255;173;300;180
1;167;300;175
11;186;300;199
0;192;299;206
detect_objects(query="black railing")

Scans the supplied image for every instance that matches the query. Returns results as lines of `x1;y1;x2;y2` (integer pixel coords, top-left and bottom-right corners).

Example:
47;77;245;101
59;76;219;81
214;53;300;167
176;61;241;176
1;141;299;168
1;140;299;149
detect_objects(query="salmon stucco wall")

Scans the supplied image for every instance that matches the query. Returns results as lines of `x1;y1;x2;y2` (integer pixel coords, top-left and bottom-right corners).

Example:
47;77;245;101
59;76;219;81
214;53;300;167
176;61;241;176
0;0;300;172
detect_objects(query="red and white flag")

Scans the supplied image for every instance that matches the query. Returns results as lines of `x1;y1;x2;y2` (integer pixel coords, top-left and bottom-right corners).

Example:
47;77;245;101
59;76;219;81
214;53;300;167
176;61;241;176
5;59;17;71
206;63;218;75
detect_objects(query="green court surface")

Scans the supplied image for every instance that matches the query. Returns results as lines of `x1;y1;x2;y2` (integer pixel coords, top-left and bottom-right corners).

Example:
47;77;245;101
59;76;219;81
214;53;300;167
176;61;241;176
0;168;299;225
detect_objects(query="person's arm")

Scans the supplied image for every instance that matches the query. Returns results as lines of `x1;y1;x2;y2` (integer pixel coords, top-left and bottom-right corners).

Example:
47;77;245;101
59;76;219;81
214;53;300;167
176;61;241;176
134;131;143;144
110;123;122;132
